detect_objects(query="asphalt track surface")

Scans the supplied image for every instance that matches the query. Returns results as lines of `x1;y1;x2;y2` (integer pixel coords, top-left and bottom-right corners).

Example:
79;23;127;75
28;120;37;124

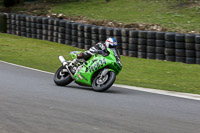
0;62;200;133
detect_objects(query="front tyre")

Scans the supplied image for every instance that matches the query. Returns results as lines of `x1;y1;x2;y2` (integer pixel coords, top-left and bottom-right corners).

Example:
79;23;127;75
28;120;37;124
92;71;116;92
54;66;73;86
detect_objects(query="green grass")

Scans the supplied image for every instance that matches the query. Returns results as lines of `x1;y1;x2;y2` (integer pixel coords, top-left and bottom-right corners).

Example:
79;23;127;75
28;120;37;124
1;33;200;94
51;0;200;33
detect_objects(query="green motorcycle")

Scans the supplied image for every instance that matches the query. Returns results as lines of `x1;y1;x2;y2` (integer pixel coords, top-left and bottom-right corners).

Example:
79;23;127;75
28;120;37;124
54;48;122;92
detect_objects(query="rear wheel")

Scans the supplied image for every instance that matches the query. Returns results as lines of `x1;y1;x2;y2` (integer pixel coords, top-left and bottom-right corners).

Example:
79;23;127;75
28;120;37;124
92;71;116;92
54;66;73;86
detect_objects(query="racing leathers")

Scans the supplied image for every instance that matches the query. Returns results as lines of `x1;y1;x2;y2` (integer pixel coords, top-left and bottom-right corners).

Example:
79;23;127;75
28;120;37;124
76;42;109;62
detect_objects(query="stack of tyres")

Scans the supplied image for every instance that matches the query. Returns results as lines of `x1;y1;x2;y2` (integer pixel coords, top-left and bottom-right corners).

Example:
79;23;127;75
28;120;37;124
196;36;200;64
185;34;196;64
0;13;7;33
42;17;49;41
58;20;66;44
147;31;156;59
91;26;99;46
65;21;73;45
52;19;60;42
113;28;122;55
48;18;55;42
30;16;37;39
84;24;92;50
165;33;176;62
175;34;185;63
5;14;11;34
137;31;147;58
156;32;165;60
35;16;43;39
71;22;79;47
121;29;129;56
128;30;138;57
9;14;16;35
25;15;32;38
77;24;85;49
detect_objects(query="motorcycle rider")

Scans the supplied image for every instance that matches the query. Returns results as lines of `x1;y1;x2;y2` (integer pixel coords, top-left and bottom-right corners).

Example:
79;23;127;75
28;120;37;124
76;37;117;62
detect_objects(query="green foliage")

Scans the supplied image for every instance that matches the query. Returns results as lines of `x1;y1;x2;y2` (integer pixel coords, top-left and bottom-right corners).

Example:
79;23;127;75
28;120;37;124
1;33;200;94
52;0;200;33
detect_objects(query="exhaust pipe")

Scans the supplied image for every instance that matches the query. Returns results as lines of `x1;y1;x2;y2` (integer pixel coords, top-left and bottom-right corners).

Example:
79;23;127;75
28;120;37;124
59;56;67;66
58;56;75;80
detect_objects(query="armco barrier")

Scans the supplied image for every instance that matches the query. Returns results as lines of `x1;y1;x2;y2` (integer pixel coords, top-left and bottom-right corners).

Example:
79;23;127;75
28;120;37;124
2;13;200;65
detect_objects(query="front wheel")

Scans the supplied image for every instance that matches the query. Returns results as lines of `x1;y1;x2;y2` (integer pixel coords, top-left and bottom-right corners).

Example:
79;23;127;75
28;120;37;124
92;71;116;92
54;66;73;86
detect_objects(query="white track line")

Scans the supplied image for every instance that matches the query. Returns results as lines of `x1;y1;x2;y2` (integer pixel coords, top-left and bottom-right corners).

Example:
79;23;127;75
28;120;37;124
1;60;200;101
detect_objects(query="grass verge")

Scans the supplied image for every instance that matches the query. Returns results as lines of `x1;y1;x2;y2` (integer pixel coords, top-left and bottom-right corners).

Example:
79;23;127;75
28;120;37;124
52;0;200;33
0;33;200;94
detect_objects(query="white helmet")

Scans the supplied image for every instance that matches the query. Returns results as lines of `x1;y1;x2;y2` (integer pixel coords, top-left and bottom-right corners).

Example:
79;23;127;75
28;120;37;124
105;38;117;48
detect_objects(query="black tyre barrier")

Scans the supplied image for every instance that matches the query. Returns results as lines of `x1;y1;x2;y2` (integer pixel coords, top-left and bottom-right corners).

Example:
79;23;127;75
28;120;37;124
78;43;84;49
156;54;165;60
91;34;99;40
53;26;59;32
129;30;138;38
129;38;138;44
99;27;106;35
5;14;200;65
122;50;128;56
84;39;91;45
156;47;165;54
138;38;147;45
84;44;91;50
138;31;147;38
147;39;156;46
65;40;72;45
128;51;137;57
156;40;165;47
58;33;65;39
91;26;98;34
166;56;175;62
185;50;195;57
59;27;65;33
147;46;155;53
147;31;156;39
78;37;84;43
175;34;185;42
53;32;58;37
121;29;129;37
77;24;84;31
65;35;71;41
185;34;195;43
113;28;121;36
84;32;91;39
122;43;128;50
147;53;156;59
186;57;196;64
129;44;137;51
138;45;146;52
176;57;185;63
195;36;200;44
72;36;78;42
185;43;195;50
84;25;91;33
99;34;106;41
78;31;84;37
122;37;129;43
195;44;200;51
165;41;175;48
138;52;147;58
175;42;185;49
65;29;72;35
71;30;78;36
106;28;113;36
165;33;175;41
175;49;185;57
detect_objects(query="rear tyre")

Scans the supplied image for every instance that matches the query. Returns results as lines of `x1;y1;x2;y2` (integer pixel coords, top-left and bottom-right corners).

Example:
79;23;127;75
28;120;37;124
54;66;73;86
92;71;116;92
